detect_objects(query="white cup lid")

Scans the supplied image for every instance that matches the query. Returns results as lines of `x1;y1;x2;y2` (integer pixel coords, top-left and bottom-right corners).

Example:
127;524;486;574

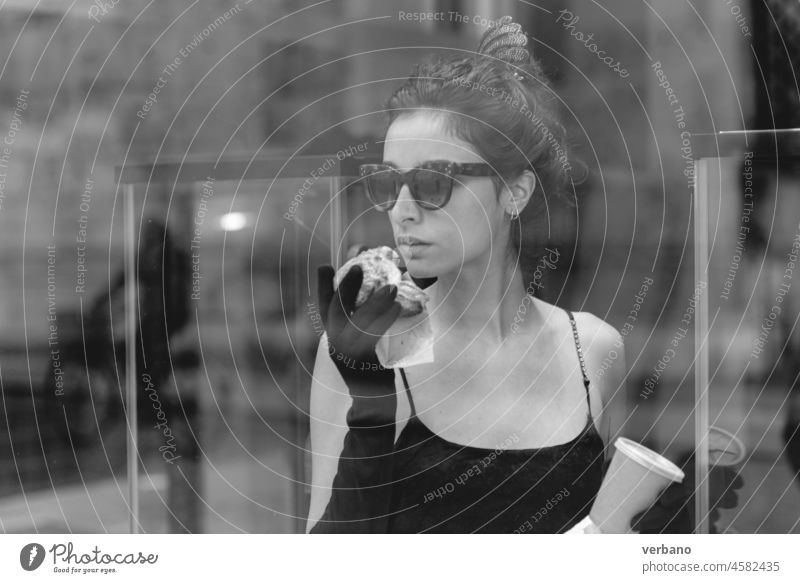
707;425;746;466
614;437;685;483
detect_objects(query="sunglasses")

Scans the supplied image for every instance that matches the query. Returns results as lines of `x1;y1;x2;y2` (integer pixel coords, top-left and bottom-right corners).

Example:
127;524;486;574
358;160;496;211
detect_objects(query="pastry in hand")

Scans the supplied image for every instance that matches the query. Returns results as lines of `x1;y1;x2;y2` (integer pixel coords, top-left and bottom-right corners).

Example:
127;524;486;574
333;246;428;317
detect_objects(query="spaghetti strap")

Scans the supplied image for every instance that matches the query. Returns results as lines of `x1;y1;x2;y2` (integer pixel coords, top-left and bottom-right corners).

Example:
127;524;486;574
399;367;417;418
565;309;592;416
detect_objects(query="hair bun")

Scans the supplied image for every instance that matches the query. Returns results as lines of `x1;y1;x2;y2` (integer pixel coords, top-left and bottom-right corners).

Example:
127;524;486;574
477;15;531;79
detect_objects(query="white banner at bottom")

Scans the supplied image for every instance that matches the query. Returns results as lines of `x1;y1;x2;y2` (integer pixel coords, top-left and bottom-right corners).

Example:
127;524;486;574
1;534;798;582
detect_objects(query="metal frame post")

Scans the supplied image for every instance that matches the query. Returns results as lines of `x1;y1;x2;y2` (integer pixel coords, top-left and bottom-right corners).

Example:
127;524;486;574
693;158;710;534
123;182;139;534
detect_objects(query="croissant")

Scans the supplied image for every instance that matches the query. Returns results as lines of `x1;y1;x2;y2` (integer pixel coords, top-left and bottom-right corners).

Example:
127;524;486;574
333;246;429;317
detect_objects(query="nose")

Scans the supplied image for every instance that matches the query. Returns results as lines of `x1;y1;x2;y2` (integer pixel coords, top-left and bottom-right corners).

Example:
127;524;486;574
389;182;420;223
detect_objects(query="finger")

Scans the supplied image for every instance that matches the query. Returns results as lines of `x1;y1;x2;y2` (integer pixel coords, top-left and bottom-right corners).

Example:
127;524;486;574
710;465;736;484
665;514;692;534
630;510;647;530
660;483;690;507
713;477;740;505
331;265;364;325
713;469;743;493
366;296;402;338
710;469;743;508
338;265;364;310
631;508;667;532
714;492;739;510
630;506;664;531
359;285;401;335
713;484;741;509
346;287;400;355
349;284;396;327
660;507;692;533
317;265;335;330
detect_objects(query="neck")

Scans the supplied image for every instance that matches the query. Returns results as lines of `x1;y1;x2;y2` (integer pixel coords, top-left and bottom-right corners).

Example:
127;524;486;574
426;253;543;343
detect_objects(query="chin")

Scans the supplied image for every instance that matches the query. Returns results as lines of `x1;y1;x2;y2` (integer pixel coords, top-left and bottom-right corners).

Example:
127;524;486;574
405;269;438;289
404;259;437;280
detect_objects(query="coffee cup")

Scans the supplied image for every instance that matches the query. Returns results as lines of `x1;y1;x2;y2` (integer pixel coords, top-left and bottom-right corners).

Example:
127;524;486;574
590;437;685;533
707;425;746;466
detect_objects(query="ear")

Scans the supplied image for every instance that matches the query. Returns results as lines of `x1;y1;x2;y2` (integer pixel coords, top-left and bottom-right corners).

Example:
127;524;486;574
498;169;536;215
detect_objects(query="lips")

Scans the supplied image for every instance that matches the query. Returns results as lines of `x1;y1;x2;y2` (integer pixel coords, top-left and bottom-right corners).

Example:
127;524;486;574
396;237;431;261
396;235;430;246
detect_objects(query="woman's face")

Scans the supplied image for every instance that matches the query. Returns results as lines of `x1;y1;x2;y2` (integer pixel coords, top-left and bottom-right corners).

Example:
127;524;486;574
383;112;508;279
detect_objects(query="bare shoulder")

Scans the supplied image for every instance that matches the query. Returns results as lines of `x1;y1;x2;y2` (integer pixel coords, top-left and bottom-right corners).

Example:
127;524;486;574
529;298;621;350
570;311;622;348
569;311;625;401
526;300;627;448
569;311;629;449
525;299;624;390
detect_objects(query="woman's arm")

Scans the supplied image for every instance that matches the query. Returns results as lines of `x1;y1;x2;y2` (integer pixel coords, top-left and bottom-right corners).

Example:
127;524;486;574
305;265;411;532
598;330;629;463
306;333;351;531
577;314;744;533
576;313;630;463
306;333;399;533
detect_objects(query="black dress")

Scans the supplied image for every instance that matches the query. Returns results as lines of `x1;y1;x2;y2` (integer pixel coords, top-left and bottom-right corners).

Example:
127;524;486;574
310;308;606;533
387;308;606;533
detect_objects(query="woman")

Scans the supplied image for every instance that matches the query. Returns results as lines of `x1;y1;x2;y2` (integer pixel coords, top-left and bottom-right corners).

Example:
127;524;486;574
305;16;733;533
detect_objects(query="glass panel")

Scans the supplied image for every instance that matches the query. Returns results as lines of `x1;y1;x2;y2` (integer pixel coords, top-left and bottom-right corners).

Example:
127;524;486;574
697;130;800;533
128;175;335;533
0;169;130;533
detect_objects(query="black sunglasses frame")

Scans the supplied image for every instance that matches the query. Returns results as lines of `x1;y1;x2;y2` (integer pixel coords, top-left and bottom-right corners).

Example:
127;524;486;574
358;160;496;211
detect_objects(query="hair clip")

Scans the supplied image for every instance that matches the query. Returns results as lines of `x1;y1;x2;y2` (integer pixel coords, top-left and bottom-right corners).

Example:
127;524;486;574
477;16;531;83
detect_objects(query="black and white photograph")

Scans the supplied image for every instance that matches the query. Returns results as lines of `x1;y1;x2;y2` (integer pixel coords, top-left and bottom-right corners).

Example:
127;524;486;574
0;0;799;579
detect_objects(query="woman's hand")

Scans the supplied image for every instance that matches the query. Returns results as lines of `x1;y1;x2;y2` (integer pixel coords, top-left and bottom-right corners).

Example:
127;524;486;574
317;264;401;427
317;264;401;383
628;455;744;534
308;264;403;533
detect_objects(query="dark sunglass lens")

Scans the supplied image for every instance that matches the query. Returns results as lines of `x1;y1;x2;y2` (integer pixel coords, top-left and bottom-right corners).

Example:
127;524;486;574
365;168;398;211
414;169;452;209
